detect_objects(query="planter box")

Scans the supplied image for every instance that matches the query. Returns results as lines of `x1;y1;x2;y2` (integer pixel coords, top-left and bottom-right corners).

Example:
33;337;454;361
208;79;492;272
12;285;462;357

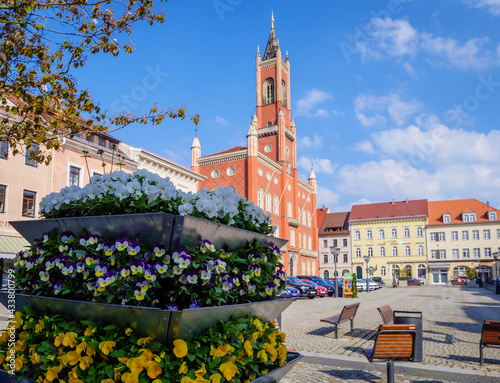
0;292;296;342
10;213;287;251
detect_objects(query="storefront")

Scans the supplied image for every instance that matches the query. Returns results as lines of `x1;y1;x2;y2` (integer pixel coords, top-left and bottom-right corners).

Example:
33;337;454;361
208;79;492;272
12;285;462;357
429;263;450;285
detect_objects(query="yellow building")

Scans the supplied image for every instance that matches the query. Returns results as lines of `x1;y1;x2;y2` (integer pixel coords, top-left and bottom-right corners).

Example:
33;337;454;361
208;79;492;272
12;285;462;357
348;199;429;285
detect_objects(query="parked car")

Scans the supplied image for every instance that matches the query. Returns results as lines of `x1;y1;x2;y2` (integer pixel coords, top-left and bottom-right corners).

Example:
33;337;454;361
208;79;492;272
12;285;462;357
407;277;424;286
278;285;301;298
357;279;367;292
368;278;381;290
325;278;344;296
287;277;316;299
1;277;8;290
297;275;335;297
300;280;328;297
370;277;384;287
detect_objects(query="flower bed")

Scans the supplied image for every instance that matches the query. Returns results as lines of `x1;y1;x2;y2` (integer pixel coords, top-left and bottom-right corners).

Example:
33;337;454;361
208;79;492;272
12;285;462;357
0;309;289;382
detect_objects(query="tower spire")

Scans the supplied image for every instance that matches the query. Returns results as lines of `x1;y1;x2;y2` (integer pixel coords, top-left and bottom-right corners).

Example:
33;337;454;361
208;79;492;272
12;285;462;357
271;11;274;28
263;12;280;61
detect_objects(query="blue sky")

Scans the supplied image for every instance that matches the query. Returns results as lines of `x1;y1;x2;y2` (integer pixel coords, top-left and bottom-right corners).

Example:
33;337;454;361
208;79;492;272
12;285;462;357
76;0;500;212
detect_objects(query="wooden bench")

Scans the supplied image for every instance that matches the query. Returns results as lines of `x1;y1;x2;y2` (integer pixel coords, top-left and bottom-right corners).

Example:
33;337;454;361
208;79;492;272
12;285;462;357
479;320;500;365
451;280;465;286
320;302;360;339
377;305;422;325
363;324;417;383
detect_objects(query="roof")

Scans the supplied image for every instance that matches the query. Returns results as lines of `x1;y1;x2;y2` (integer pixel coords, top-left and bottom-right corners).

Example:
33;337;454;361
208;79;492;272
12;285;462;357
428;199;500;225
201;146;247;158
316;207;329;229
263;24;280;61
349;199;428;222
319;212;350;236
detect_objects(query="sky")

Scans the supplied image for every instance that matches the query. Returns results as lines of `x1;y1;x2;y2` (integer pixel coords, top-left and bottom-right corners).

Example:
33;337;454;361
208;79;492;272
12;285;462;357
75;0;500;212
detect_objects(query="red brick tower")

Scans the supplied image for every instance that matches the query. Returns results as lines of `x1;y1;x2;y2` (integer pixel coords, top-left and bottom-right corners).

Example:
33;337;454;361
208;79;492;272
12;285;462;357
192;14;318;277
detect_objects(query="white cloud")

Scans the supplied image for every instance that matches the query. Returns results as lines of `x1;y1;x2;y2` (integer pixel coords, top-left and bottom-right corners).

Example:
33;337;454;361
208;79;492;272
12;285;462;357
466;0;500;15
216;116;228;125
295;89;334;118
354;140;375;154
316;185;340;209
355;93;423;128
355;17;497;70
298;155;336;175
299;133;323;149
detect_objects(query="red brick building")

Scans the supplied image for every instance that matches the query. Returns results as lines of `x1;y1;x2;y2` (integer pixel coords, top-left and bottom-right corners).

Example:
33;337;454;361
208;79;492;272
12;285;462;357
191;16;318;276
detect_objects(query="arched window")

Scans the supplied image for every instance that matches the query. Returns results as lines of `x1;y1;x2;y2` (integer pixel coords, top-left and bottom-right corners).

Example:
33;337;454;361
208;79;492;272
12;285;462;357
368;247;373;257
290;228;295;247
289;255;295;277
308;235;311;250
380;246;386;257
355;248;361;257
418;245;424;256
301;259;305;275
307;211;311;227
417;227;423;237
355;231;360;240
392;246;398;256
323;270;330;279
391;228;397;238
281;80;287;107
417;264;426;279
273;195;279;214
404;228;410;238
368;267;374;277
257;188;264;208
287;200;292;217
274;225;279;238
301;208;306;225
381;266;386;276
367;230;372;240
405;246;411;256
263;78;274;105
265;192;271;212
267;121;273;127
302;233;306;249
379;229;385;239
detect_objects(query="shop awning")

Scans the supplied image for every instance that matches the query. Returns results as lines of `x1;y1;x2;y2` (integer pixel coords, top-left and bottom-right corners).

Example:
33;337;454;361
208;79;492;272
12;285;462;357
428;263;451;269
0;235;29;259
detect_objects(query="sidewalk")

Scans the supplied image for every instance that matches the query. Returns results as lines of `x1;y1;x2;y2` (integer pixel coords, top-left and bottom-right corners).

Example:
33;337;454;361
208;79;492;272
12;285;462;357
280;285;500;382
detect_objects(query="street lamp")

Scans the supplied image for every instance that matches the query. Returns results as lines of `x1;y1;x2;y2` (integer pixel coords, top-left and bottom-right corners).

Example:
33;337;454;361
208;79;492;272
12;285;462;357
364;255;370;293
493;251;499;292
330;246;341;298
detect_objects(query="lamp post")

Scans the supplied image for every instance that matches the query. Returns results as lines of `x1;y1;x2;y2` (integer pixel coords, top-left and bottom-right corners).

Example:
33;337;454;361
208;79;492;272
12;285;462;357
330;246;341;298
364;255;370;293
493;251;500;294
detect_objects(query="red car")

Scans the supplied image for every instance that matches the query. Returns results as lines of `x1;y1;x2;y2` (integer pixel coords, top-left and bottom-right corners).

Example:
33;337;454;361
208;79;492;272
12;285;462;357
301;280;327;297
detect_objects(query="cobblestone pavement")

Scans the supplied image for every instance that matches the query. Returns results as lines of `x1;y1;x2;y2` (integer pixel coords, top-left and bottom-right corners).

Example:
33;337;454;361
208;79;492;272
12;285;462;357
279;284;500;382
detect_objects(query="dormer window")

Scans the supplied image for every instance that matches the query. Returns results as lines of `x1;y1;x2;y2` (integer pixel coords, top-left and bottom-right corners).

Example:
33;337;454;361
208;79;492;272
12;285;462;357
488;211;497;221
443;214;451;224
462;212;476;222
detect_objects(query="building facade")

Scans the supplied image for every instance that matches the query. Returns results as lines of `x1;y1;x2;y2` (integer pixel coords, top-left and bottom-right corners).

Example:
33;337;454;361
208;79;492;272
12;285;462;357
348;199;429;284
427;199;500;284
318;211;352;279
191;17;318;277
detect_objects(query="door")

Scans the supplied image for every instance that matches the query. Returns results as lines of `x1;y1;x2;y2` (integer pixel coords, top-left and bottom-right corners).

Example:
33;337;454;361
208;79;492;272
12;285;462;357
356;266;362;279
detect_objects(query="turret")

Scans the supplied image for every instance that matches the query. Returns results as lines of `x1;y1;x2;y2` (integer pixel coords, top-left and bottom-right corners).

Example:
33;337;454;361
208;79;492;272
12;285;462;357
191;134;201;168
247;114;258;157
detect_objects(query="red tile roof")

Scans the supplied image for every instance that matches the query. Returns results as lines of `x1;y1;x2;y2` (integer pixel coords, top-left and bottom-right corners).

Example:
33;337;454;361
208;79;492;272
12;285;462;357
202;146;247;158
319;212;350;235
316;207;329;229
428;199;499;225
349;199;428;222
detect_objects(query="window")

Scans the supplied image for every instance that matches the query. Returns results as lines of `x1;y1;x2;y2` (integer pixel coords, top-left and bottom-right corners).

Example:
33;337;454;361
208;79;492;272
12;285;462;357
257;188;264;209
25;143;38;167
290;228;295;247
498;229;500;239
22;190;36;218
343;254;348;263
443;214;450;223
484;229;491;239
333;239;338;247
367;230;372;240
287;200;292;217
368;267;374;277
488;211;497;220
392;246;398;256
452;249;459;259
438;232;445;241
0;139;7;159
308;235;311;250
418;245;424;256
405;246;411;256
274;225;279;238
98;136;106;147
86;134;94;143
323;254;328;263
322;240;328;248
474;248;480;258
452;231;458;241
431;250;437;259
380;246;385;257
368;247;373;257
404;228;410;238
323;270;329;279
379;229;385;239
462;231;469;240
381;266;386;276
69;166;81;186
355;248;361;257
281;79;287;108
0;185;5;213
472;230;479;240
430;233;437;241
307;211;311;226
462;212;476;222
263;78;274;105
273;195;279;215
343;238;347;247
265;192;271;212
463;249;470;258
440;250;446;259
355;231;360;240
416;227;423;237
485;248;491;257
109;141;116;150
391;228;397;238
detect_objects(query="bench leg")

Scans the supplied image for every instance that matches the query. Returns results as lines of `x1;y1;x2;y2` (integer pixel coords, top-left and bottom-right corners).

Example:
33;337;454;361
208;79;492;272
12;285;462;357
387;361;395;383
334;325;338;339
480;345;483;366
350;318;354;331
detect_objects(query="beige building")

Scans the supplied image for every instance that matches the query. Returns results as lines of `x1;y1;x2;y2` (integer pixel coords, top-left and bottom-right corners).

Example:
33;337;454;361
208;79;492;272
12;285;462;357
348;199;429;285
427;199;500;284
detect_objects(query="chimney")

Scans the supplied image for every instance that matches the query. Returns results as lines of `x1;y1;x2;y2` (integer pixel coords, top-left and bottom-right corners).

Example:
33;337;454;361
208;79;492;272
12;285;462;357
405;198;408;203
322;204;326;211
391;199;395;205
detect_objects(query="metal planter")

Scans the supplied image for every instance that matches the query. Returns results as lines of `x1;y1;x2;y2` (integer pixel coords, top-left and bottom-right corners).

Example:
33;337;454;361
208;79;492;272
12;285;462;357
9;213;287;251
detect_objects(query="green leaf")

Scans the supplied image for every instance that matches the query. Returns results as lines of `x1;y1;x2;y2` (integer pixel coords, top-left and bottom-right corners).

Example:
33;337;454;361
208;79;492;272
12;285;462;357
103;324;116;331
105;365;114;378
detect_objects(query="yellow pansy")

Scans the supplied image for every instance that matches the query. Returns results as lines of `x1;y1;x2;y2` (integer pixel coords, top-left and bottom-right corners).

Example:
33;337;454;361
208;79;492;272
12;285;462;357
152;380;162;383
146;361;162;379
125;328;133;336
264;343;277;362
209;345;225;359
101;379;115;383
99;341;116;356
173;339;188;358
209;374;222;383
137;337;153;346
256;349;268;363
251;331;259;342
261;369;268;375
277;344;287;359
62;332;79;348
194;378;211;383
84;328;94;336
244;340;253;357
138;348;154;362
68;370;79;381
76;339;87;354
80;356;93;370
219;361;238;381
14;311;24;326
65;350;80;366
121;372;139;383
54;333;65;347
128;356;146;374
178;361;188;375
35;320;45;333
194;363;207;377
45;366;61;382
14;355;27;371
180;378;195;383
279;332;286;342
86;346;95;357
